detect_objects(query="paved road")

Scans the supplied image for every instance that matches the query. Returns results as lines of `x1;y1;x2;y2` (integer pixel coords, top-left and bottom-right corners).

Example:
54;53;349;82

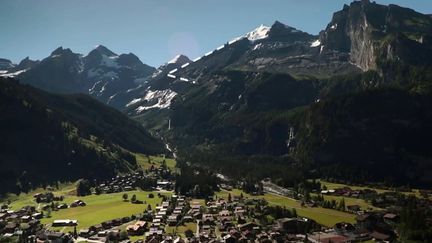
195;220;200;237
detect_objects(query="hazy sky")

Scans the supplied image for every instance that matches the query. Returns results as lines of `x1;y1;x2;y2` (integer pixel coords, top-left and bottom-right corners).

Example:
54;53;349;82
1;0;431;67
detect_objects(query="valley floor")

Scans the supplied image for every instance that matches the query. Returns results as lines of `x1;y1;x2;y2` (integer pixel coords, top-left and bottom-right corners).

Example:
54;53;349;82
216;189;356;227
2;157;427;242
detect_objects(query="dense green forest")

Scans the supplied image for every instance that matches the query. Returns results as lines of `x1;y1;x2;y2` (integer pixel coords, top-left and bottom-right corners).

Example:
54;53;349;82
0;77;165;195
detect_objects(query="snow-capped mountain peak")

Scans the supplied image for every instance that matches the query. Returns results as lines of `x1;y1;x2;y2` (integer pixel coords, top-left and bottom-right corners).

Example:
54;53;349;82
245;24;271;41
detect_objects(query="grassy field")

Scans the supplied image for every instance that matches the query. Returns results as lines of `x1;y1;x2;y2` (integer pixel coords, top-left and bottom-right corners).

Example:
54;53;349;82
135;153;176;170
318;194;379;211
6;183;77;210
42;191;171;230
4;185;171;231
216;189;356;227
320;180;428;199
1;153;179;234
320;181;390;194
165;222;196;235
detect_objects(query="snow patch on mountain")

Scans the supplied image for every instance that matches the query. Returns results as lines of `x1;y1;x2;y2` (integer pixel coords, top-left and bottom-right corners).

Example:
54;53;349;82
135;89;177;112
88;80;104;93
216;45;225;51
228;37;244;45
245;24;271;41
253;43;263;50
0;69;29;78
311;40;321;47
126;85;143;93
168;55;182;64
126;98;142;107
204;50;214;57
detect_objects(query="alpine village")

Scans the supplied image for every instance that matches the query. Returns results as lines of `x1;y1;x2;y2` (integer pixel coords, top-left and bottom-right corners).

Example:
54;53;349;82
1;1;432;242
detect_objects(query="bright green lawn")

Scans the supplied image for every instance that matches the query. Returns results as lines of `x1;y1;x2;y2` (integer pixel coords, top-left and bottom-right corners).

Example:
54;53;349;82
5;186;171;231
41;191;171;230
216;189;356;227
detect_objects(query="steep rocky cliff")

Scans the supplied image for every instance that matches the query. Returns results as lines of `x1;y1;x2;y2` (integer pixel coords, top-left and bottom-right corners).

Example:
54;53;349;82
320;0;432;71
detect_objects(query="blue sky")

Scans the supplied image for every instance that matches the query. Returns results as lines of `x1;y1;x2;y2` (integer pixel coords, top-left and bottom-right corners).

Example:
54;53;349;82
1;0;431;67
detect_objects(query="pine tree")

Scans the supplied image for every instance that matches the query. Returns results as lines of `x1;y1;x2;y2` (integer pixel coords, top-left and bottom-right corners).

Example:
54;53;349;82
338;198;345;211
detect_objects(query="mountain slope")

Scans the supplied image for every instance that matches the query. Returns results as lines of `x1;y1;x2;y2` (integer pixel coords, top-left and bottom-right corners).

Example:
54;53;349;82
0;77;165;195
295;88;432;186
0;46;156;108
131;1;432;187
320;0;432;71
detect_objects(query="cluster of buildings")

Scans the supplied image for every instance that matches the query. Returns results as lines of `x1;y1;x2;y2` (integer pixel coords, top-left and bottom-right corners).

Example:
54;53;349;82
33;192;64;203
74;195;191;242
0;199;89;241
96;169;174;194
0;205;44;241
146;195;189;237
117;194;321;243
320;186;378;199
185;196;319;242
2;174;431;243
96;173;151;194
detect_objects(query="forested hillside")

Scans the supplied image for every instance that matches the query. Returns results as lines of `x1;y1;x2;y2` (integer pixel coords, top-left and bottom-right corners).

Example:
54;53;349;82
0;77;165;195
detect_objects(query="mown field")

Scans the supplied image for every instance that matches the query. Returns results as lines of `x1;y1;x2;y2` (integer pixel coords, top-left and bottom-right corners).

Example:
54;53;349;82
4;183;172;232
42;191;171;230
216;189;356;227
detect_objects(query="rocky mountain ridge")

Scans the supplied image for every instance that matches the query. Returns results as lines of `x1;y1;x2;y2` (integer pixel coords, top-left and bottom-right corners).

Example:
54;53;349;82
134;0;432;187
0;45;156;107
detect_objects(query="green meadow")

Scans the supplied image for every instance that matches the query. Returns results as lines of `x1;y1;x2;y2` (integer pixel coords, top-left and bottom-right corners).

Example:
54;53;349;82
5;185;171;231
216;189;356;227
135;153;176;171
320;180;429;199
